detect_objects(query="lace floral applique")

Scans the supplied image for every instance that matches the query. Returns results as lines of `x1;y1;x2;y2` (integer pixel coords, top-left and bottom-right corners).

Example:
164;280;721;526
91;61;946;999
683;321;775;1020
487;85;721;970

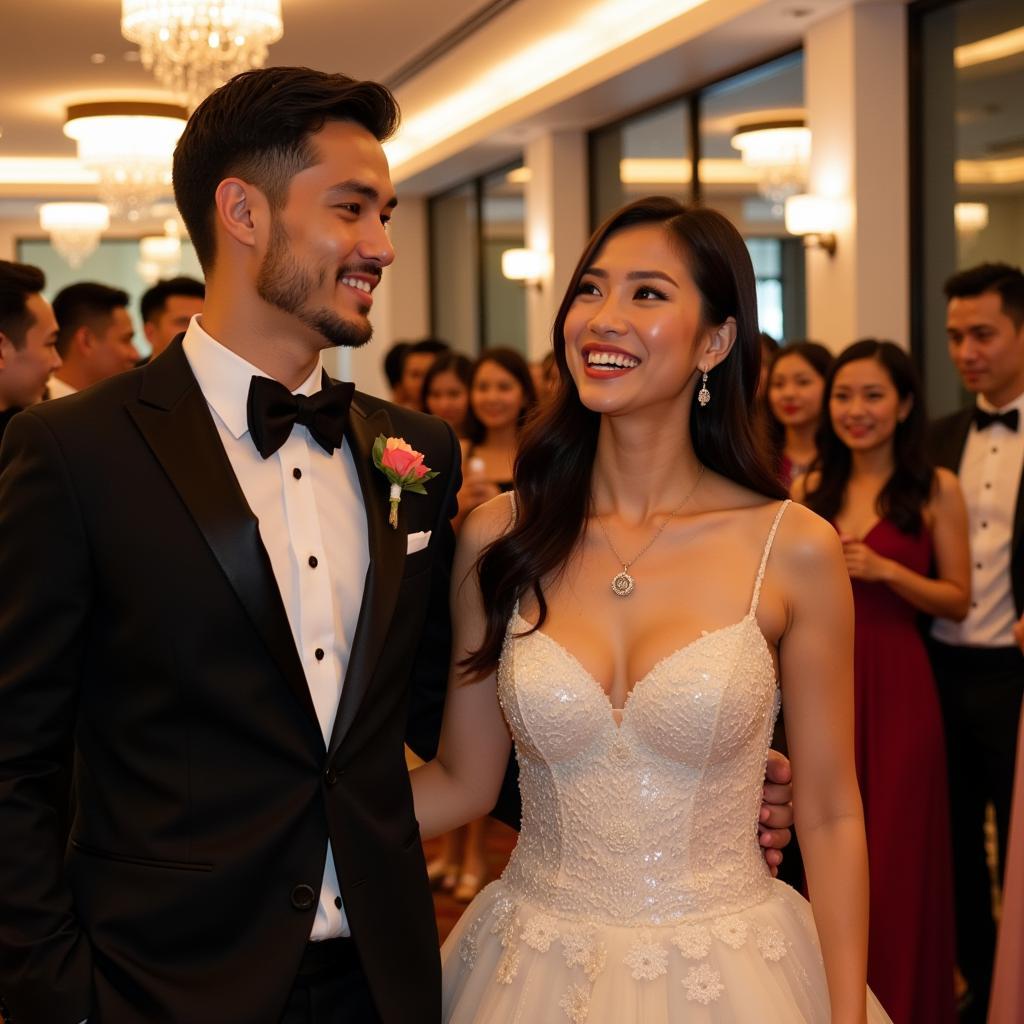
683;963;725;1004
522;913;560;952
458;910;485;968
559;983;591;1023
756;925;788;962
491;895;519;948
712;914;749;949
560;926;607;983
671;923;712;960
496;943;521;984
623;930;669;980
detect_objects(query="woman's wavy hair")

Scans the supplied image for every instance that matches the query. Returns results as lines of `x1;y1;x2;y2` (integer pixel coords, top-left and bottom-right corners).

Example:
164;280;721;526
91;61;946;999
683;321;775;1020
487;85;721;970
463;196;786;676
764;340;834;456
803;339;934;534
464;347;538;445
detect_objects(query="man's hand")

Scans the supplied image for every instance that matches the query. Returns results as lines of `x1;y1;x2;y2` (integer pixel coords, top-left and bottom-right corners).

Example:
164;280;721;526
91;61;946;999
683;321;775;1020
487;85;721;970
758;749;794;877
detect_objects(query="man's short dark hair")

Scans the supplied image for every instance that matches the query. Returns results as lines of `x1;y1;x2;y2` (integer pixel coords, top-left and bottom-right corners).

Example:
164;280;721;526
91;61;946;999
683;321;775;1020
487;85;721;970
944;262;1024;328
172;66;400;273
407;338;450;359
383;342;412;388
140;276;206;324
52;282;130;358
0;260;45;350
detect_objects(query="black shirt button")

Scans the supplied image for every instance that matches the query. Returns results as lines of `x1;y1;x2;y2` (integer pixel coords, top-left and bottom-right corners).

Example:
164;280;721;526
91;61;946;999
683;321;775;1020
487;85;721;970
324;766;338;786
976;562;983;569
293;467;302;480
334;896;342;909
982;522;988;528
308;555;318;568
315;648;325;661
290;884;316;911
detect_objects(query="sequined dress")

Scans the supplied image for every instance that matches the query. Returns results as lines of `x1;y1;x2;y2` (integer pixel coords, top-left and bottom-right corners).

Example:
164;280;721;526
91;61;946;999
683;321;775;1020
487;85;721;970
440;501;892;1022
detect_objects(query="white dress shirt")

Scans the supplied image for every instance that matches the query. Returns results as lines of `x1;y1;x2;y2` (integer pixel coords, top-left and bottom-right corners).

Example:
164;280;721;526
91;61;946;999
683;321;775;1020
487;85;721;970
183;316;369;939
933;389;1024;648
46;376;77;400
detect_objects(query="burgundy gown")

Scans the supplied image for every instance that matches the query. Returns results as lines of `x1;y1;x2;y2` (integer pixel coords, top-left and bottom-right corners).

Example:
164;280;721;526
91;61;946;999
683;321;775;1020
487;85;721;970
850;519;957;1024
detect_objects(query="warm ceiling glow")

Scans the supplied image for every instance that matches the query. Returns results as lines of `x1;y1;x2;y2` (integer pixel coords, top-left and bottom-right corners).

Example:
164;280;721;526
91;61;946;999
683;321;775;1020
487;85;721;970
501;248;549;283
730;122;810;168
386;0;710;171
619;157;763;186
956;155;1024;185
505;167;532;184
121;0;283;108
0;158;99;186
38;202;111;268
954;202;989;233
954;26;1024;69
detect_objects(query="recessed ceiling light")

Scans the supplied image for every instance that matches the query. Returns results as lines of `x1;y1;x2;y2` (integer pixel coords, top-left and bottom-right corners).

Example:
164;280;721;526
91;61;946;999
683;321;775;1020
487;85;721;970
123;50;141;62
90;53;106;64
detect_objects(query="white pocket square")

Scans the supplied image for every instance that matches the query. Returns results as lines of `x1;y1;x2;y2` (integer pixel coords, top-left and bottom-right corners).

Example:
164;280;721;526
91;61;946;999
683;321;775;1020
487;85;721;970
406;530;431;554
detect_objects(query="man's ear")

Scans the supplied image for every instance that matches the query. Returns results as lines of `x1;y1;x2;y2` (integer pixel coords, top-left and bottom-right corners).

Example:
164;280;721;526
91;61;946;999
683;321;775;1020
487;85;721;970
214;178;264;250
72;325;93;355
699;317;738;373
143;320;157;347
0;331;11;370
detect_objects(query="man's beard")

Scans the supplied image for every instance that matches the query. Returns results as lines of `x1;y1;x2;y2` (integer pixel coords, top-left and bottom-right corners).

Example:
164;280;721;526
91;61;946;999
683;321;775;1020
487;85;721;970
256;217;373;349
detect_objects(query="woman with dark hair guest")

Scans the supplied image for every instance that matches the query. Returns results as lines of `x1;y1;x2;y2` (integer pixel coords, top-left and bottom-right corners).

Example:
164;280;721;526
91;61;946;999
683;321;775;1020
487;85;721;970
409;198;891;1022
798;339;969;1024
421;351;473;438
766;341;833;490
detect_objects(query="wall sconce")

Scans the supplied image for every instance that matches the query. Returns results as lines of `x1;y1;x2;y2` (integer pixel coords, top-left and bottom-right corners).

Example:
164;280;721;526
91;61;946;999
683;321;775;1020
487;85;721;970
39;202;110;268
501;248;550;289
954;202;989;235
784;194;840;256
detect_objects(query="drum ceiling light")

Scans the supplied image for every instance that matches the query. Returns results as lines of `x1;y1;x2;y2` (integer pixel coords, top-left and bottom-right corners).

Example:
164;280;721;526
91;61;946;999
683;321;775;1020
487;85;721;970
122;0;284;110
730;120;811;214
38;202;110;268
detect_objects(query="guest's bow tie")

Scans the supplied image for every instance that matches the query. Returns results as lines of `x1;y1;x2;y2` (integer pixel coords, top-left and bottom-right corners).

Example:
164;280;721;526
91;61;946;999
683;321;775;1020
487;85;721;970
973;407;1019;432
247;374;355;459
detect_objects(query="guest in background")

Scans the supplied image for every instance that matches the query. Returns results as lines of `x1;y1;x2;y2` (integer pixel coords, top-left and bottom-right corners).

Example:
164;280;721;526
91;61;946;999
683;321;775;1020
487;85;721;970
382;340;412;405
139;276;205;362
799;339;967;1024
0;260;60;442
766;341;833;490
430;348;536;902
421;351;472;438
48;282;138;398
395;337;448;410
928;263;1024;1022
758;329;780;397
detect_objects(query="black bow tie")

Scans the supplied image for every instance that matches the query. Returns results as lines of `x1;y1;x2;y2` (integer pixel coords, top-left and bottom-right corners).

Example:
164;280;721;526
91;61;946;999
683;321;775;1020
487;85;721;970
246;373;355;459
973;407;1019;432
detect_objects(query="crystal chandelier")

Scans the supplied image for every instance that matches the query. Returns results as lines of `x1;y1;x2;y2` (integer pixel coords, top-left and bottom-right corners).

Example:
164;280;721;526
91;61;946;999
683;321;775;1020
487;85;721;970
138;220;184;284
731;120;811;215
64;102;187;222
121;1;284;110
39;203;111;268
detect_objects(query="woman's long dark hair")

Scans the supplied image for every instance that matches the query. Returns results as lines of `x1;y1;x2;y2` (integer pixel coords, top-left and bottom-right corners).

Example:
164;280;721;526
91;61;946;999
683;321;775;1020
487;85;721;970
464;347;538;445
463;196;786;676
764;340;834;458
420;351;472;414
803;339;934;534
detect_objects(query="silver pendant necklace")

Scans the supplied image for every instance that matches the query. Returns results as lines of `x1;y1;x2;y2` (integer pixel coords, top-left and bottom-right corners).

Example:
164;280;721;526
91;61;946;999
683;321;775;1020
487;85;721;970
594;466;705;597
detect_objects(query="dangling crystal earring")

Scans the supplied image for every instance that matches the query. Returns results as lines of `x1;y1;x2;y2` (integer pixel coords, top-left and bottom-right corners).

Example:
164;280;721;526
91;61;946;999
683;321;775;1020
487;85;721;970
697;370;711;408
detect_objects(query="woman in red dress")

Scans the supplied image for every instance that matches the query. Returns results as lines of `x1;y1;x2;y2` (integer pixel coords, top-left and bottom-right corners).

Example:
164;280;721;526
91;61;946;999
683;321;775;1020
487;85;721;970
797;339;969;1024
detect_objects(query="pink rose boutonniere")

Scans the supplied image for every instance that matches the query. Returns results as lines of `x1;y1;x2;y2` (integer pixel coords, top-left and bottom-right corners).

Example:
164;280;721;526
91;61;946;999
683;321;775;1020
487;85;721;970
372;435;439;529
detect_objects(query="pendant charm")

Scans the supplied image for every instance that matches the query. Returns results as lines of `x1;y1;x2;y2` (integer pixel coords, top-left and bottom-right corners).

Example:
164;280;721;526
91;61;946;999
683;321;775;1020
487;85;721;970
611;570;635;597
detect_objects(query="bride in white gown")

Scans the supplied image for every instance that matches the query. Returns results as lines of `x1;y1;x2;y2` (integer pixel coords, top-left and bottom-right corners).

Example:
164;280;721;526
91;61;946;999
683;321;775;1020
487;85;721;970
411;197;892;1023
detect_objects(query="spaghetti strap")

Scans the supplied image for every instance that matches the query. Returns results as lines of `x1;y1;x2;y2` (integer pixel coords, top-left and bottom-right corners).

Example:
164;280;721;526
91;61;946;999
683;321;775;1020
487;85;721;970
506;489;518;527
749;500;791;617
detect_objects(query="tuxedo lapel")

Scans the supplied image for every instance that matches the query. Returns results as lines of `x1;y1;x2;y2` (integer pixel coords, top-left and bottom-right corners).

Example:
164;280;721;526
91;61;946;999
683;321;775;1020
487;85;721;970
126;341;322;739
328;396;407;757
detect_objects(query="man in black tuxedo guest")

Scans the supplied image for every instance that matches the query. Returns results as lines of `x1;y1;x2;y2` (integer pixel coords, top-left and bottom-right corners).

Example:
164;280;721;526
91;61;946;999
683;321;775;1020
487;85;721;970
138;275;205;364
928;262;1024;1021
0;66;794;1024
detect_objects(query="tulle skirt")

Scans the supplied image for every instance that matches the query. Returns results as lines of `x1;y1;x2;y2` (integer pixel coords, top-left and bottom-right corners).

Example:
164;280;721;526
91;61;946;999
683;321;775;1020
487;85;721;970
441;878;892;1022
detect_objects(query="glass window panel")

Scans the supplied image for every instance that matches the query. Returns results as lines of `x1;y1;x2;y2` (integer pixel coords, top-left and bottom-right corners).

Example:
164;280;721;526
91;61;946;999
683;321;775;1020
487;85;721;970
918;0;1024;416
481;163;527;355
429;182;479;354
590;100;690;227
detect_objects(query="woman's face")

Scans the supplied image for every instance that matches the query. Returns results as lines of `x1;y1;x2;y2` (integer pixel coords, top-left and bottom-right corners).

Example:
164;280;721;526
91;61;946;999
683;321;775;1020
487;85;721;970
829;357;910;452
471;360;525;432
425;370;469;431
768;353;826;430
562;223;711;416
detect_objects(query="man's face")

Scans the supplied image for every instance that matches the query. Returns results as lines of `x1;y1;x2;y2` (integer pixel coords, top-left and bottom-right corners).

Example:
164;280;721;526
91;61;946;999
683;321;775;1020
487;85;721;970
145;295;204;357
947;290;1024;407
0;292;60;409
84;306;139;382
400;352;437;407
255;120;396;350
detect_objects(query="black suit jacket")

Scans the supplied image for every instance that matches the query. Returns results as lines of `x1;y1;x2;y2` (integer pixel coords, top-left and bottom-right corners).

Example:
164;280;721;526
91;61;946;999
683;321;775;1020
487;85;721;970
0;339;472;1023
928;407;1024;618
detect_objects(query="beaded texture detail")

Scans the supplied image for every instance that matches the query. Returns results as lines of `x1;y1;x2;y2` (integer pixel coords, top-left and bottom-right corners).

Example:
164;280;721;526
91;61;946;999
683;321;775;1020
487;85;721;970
441;500;893;1023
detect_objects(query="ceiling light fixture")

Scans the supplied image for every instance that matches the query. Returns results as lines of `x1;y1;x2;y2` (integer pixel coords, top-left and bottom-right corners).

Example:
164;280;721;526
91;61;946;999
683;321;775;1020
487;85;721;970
784;193;840;256
954;201;989;235
39;202;110;268
64;102;187;222
501;248;549;289
731;120;811;215
121;0;284;109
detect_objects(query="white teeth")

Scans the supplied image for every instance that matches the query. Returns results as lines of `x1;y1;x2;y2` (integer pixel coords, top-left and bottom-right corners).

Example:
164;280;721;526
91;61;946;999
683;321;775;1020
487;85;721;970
341;277;372;293
586;351;639;369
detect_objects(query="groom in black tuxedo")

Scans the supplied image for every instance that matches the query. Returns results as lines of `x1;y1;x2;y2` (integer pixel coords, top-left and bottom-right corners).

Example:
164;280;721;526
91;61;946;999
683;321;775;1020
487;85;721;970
0;68;466;1024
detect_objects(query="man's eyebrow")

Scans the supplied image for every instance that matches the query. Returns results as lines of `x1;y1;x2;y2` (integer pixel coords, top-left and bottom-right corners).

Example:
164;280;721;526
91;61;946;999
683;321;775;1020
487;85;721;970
327;179;398;209
581;267;678;286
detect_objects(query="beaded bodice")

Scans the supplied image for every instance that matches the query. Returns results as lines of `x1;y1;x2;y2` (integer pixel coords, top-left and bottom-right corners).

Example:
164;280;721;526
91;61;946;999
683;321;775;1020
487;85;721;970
496;502;788;928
